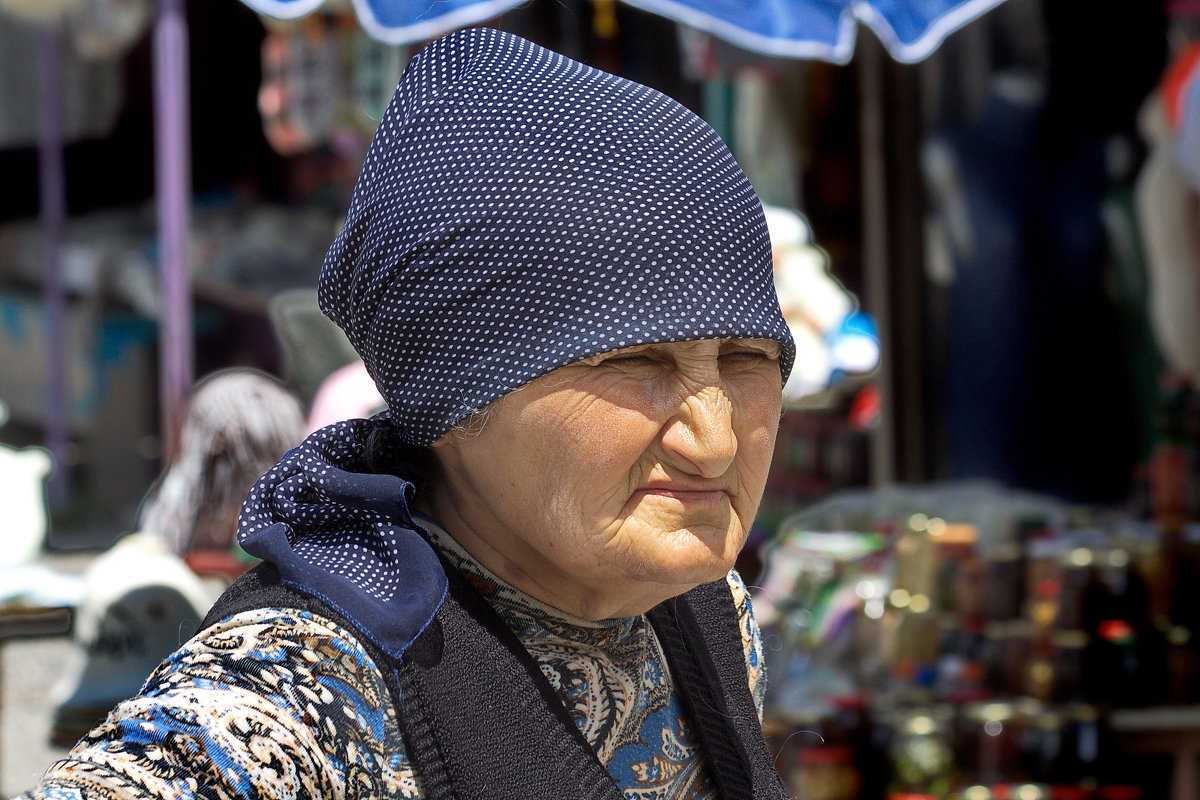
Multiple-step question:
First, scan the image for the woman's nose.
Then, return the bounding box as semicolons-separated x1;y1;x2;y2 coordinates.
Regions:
660;385;737;478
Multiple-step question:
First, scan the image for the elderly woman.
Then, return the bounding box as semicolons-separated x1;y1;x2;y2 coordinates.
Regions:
23;28;793;800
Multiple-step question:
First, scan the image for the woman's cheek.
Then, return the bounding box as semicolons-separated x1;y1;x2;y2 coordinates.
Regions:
572;402;657;467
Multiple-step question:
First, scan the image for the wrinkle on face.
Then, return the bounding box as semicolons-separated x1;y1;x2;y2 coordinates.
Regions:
663;384;737;479
427;337;783;620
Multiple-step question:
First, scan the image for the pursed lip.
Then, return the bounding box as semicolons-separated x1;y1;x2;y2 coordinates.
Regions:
633;483;731;503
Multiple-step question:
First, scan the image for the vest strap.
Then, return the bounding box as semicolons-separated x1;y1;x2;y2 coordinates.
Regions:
649;583;788;799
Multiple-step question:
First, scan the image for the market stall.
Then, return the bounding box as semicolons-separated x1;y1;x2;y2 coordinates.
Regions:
1;1;1198;797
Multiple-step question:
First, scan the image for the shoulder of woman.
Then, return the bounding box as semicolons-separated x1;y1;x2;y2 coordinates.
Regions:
23;608;424;800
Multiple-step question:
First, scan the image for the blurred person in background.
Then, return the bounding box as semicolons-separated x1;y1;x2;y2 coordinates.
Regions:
21;28;793;799
305;359;386;435
138;368;306;574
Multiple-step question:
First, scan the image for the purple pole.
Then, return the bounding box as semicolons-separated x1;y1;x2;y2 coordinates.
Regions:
153;0;193;460
37;24;68;508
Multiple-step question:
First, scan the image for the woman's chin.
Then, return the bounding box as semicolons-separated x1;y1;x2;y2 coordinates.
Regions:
624;525;743;587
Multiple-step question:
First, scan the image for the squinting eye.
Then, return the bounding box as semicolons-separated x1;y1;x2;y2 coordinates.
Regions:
721;350;775;363
604;353;659;366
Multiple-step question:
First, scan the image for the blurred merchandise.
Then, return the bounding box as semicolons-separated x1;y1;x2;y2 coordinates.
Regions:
757;482;1183;800
0;10;123;147
0;202;338;530
886;707;956;799
0;290;157;526
764;205;879;405
306;359;386;434
0;439;52;571
0;203;340;314
0;428;83;610
67;0;151;61
757;528;889;719
259;19;338;156
755;397;874;545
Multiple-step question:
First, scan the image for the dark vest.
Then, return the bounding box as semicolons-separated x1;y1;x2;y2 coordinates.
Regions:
202;560;786;800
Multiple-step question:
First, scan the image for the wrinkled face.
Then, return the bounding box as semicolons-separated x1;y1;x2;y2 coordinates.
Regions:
428;338;783;620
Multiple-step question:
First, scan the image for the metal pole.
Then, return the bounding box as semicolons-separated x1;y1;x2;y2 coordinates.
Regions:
858;34;896;487
37;24;68;509
153;0;193;460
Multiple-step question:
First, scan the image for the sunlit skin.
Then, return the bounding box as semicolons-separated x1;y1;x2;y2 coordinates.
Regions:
426;338;784;621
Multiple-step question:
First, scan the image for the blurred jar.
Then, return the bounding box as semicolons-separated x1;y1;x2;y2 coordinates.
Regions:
1162;523;1200;703
956;783;1049;800
886;708;956;800
1080;547;1162;708
893;516;943;667
792;745;861;800
1056;546;1095;632
776;712;863;800
980;620;1033;697
959;702;1026;787
1053;704;1105;795
757;528;889;718
1162;620;1199;704
1025;538;1070;631
1047;630;1088;703
984;543;1026;623
1022;708;1063;788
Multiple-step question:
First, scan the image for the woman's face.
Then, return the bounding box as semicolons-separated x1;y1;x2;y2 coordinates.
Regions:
428;338;783;620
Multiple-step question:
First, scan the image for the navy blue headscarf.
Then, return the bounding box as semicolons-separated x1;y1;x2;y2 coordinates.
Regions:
320;27;794;446
238;28;793;655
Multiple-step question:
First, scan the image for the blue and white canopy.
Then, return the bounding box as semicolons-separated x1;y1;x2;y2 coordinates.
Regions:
240;0;1008;63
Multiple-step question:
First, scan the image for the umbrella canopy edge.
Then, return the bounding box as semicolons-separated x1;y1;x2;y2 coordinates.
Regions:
853;0;1011;64
242;0;531;45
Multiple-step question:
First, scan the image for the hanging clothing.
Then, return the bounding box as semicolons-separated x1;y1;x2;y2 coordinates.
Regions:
1136;90;1200;382
0;13;122;149
929;75;1139;500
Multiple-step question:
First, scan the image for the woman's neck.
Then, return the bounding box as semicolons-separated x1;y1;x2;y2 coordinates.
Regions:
421;491;672;621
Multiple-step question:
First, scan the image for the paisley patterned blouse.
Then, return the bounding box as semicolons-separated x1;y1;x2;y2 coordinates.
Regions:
20;522;766;800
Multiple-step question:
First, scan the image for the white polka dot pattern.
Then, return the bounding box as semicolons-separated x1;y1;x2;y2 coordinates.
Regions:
318;27;795;446
237;416;448;619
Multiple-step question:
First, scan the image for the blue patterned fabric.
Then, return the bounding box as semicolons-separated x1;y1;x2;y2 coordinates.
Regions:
239;0;1006;62
20;608;420;798
319;27;794;446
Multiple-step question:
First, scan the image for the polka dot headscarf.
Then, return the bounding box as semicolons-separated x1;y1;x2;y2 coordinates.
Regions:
319;27;795;446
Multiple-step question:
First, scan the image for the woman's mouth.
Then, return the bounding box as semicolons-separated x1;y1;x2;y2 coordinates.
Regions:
633;487;728;504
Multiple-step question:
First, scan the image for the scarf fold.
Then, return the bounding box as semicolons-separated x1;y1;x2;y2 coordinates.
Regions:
236;415;447;657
